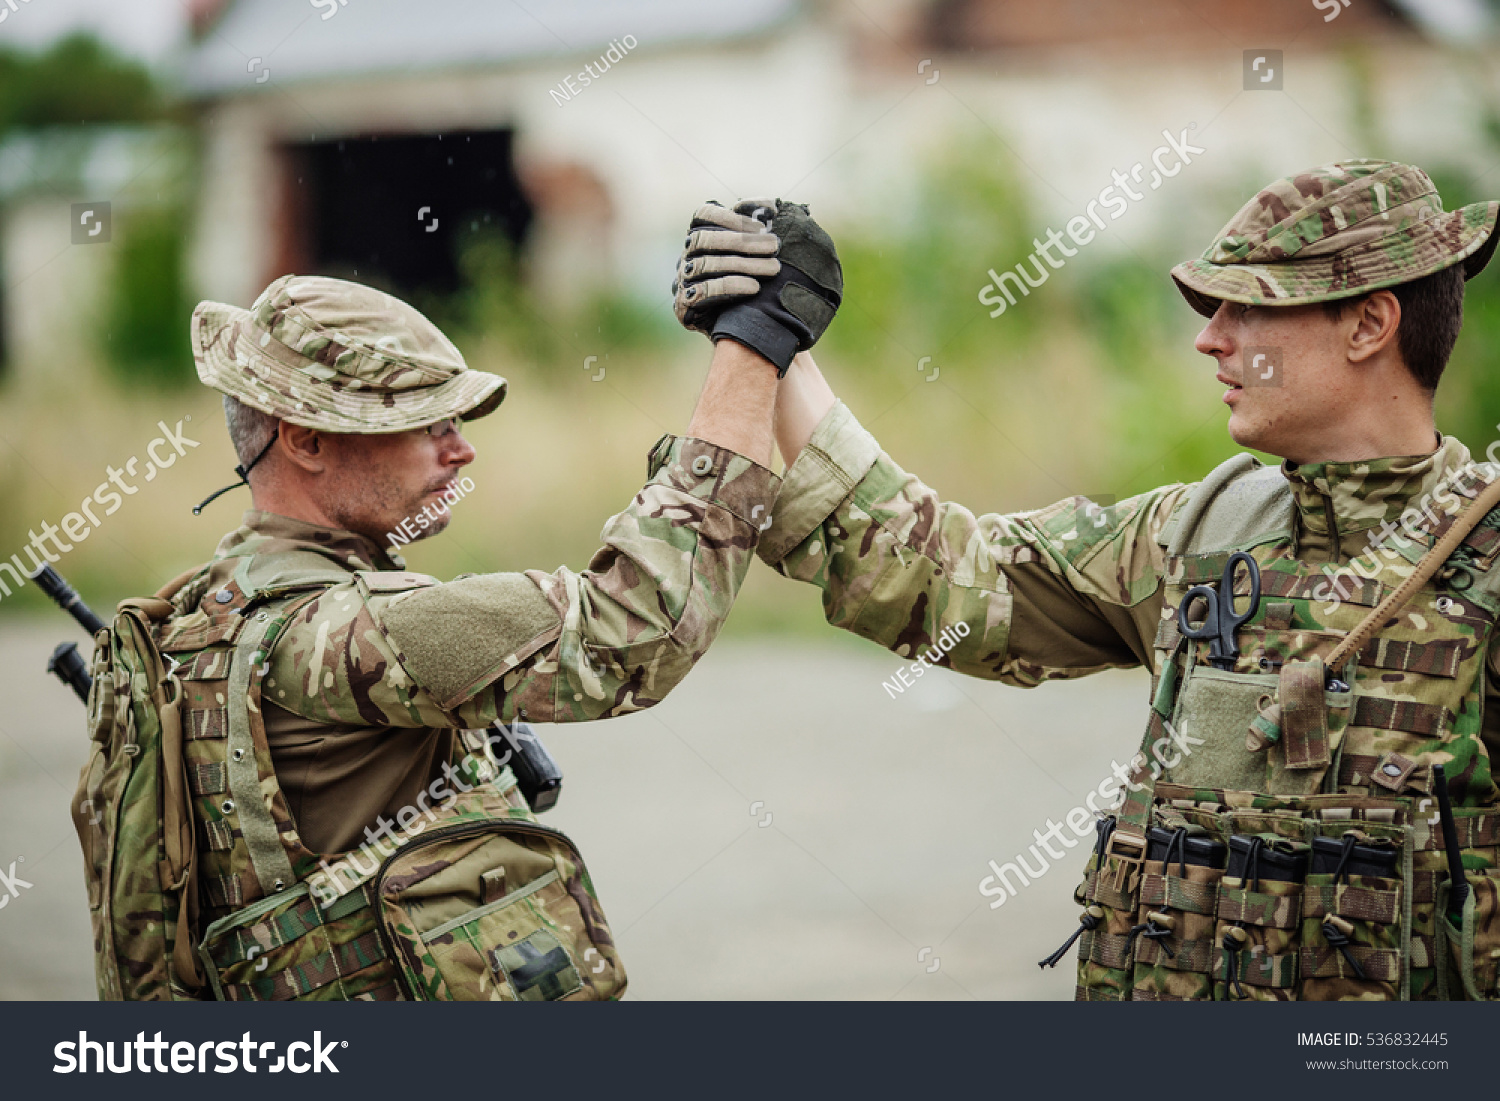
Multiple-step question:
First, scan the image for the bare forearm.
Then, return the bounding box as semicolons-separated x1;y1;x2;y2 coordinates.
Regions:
687;339;780;467
773;352;837;464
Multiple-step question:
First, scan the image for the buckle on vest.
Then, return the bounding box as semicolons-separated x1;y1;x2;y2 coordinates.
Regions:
1104;829;1147;890
1104;829;1147;861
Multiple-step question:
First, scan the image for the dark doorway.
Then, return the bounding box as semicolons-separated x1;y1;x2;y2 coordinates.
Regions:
277;129;534;300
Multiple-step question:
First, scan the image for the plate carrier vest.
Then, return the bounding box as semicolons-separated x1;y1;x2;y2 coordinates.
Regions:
1069;454;1500;1001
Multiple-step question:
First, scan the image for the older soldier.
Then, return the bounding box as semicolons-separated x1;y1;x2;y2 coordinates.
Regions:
116;272;793;1002
683;163;1500;1001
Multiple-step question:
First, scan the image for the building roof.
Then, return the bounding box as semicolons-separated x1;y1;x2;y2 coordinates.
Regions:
923;0;1416;53
178;0;800;96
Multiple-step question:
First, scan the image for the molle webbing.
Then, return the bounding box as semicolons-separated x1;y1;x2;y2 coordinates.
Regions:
1076;455;1500;1004
1463;524;1500;561
187;762;228;795
224;609;297;897
1258;570;1383;607
1352;698;1450;737
1155;601;1466;673
1358;638;1464;678
196;881;399;1003
1322;475;1500;673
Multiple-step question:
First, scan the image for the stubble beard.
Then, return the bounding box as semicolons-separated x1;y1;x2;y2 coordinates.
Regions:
324;465;451;546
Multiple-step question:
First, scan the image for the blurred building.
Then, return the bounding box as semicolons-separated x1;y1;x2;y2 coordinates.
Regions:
174;0;1500;311
178;0;819;310
3;0;1498;370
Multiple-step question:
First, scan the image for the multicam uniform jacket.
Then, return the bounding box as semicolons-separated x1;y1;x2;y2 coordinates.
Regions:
761;401;1500;1001
257;434;777;733
97;432;775;1001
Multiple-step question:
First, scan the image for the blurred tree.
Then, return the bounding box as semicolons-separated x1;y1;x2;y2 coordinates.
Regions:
101;206;195;386
823;126;1041;374
0;33;163;133
436;229;567;367
435;227;677;387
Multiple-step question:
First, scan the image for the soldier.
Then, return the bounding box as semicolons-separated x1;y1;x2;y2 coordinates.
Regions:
679;164;1500;1001
81;272;794;1001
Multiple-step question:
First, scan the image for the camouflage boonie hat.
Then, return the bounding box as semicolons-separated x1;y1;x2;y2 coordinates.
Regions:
192;274;506;433
1171;160;1500;317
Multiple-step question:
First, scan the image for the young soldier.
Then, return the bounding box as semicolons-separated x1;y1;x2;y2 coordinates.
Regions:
682;163;1500;1001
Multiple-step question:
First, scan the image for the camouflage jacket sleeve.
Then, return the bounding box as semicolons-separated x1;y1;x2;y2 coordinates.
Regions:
266;435;777;726
758;402;1193;685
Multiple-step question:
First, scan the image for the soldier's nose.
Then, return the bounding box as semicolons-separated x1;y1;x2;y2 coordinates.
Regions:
1195;316;1232;359
449;435;477;465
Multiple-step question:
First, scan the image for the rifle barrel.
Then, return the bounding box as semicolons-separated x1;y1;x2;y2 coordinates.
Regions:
30;564;105;635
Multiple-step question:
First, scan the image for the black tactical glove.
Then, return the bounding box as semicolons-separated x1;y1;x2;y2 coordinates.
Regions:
712;199;842;375
672;200;781;334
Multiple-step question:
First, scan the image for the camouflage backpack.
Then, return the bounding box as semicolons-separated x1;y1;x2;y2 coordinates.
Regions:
71;587;202;999
72;569;627;1002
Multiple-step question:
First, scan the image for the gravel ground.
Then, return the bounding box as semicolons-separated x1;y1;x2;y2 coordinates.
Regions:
0;618;1150;1000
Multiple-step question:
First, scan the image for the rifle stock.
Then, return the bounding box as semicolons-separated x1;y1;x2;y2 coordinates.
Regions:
33;565;104;702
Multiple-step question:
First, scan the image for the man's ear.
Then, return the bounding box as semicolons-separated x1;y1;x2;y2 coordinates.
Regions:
1347;289;1401;365
276;423;327;474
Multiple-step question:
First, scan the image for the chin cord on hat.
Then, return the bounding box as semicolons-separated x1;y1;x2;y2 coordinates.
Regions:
191;427;279;515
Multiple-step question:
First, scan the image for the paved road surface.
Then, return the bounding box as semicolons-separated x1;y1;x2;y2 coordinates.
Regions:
0;619;1150;1000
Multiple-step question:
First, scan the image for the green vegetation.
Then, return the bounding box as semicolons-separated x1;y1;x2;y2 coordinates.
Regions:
814;127;1243;508
101;205;197;387
1426;168;1500;454
0;33;162;132
425;228;678;393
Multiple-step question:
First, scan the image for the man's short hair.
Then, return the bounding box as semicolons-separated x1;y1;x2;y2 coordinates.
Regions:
1321;264;1465;391
222;395;279;470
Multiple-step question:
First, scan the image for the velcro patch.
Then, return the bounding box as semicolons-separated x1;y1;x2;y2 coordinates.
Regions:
370;572;563;709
